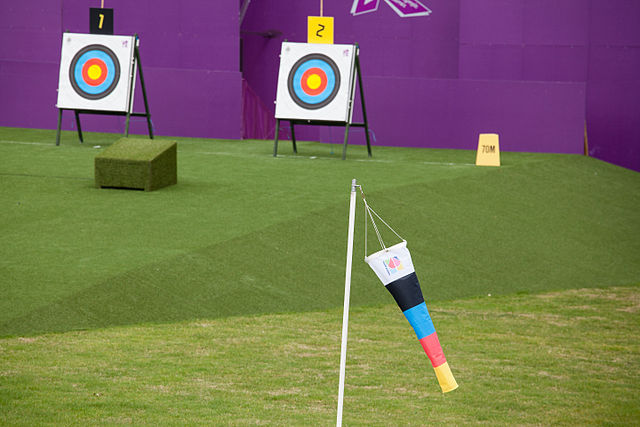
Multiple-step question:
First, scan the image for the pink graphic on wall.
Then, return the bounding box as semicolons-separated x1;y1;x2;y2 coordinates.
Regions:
351;0;380;15
351;0;431;17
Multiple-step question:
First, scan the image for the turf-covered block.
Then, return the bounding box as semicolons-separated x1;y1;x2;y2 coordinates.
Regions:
95;138;177;191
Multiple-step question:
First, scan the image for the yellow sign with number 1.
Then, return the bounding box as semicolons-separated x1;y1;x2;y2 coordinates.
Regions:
308;16;334;44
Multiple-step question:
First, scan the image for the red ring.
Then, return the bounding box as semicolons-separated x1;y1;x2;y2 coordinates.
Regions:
300;67;327;96
81;58;108;86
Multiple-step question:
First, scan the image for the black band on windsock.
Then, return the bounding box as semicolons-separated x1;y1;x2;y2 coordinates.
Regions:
385;271;424;312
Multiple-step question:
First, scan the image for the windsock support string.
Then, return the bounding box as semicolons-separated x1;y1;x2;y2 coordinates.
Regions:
357;186;404;257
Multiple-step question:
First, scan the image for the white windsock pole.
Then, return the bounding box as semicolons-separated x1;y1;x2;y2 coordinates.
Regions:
337;179;357;427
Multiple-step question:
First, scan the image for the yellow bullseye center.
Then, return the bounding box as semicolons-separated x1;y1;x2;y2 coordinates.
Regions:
87;64;102;80
306;74;322;90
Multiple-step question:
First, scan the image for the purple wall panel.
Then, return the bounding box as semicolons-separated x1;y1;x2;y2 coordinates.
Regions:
0;29;61;63
459;0;524;45
1;3;61;32
138;33;238;71
522;0;589;46
590;0;640;45
0;3;61;63
343;13;460;79
239;36;280;122
0;61;60;130
458;45;524;80
588;45;640;82
587;80;640;171
586;0;640;171
367;39;414;77
523;45;588;82
458;0;525;81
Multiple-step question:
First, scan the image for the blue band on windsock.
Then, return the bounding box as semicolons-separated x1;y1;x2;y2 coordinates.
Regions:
403;302;436;340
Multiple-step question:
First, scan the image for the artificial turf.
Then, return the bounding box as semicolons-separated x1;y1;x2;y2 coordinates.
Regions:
1;126;639;336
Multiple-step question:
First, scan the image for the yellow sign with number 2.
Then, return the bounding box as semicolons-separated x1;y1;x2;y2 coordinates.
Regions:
308;16;334;44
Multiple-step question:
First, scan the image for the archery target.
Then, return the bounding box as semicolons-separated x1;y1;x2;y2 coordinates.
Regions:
276;43;357;122
57;33;136;112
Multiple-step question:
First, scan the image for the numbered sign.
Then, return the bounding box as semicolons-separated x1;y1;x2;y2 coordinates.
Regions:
476;133;501;166
275;42;356;122
56;33;136;112
307;16;334;44
90;8;114;35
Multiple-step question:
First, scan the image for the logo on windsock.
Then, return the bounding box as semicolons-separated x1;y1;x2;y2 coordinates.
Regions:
383;256;404;275
365;241;458;393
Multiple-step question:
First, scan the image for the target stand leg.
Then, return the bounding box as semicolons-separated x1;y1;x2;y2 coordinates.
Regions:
290;120;297;154
273;119;280;157
355;52;372;158
364;126;372;158
342;123;351;160
135;44;153;139
145;114;154;139
55;109;63;146
74;110;84;143
125;112;131;137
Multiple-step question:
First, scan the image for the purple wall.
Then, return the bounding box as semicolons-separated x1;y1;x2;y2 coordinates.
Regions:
0;1;638;171
586;0;640;172
0;1;242;139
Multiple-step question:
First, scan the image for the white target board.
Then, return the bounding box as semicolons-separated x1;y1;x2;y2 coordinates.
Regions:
275;42;357;122
56;33;136;112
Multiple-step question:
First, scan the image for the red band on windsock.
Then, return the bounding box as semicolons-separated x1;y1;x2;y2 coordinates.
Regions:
419;333;447;368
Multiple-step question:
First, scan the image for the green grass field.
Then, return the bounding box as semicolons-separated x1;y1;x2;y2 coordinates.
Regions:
1;286;638;425
1;127;639;425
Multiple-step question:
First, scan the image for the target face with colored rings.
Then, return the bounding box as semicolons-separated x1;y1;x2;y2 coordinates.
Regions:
69;44;120;100
287;54;340;110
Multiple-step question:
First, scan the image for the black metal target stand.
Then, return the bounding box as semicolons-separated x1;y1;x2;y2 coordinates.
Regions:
55;34;153;146
273;44;372;160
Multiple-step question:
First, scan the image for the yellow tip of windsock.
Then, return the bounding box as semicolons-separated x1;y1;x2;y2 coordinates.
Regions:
433;362;458;393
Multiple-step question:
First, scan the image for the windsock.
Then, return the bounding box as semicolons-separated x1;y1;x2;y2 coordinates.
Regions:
365;241;458;393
